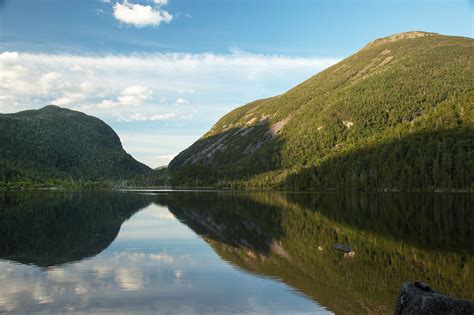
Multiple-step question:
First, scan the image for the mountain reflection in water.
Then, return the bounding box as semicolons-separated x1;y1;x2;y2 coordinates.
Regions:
158;191;474;314
0;191;472;314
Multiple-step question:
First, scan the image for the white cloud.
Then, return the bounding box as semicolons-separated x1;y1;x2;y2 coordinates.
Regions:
52;95;78;106
95;86;152;109
0;50;339;114
0;50;340;167
175;97;188;105
0;51;18;67
113;1;172;27
118;85;152;106
153;0;168;5
97;99;117;109
115;112;176;122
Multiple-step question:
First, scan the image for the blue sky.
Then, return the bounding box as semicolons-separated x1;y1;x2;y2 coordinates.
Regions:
1;0;472;167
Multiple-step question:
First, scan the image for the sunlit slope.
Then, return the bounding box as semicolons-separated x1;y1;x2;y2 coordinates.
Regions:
0;105;152;181
169;32;473;190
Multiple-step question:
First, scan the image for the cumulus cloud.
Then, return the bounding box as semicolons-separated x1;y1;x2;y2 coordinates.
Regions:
118;85;152;106
153;0;168;5
113;1;172;27
0;51;19;67
96;86;153;109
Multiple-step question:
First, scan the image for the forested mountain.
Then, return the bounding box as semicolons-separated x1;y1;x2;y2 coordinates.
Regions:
169;32;473;191
0;105;152;184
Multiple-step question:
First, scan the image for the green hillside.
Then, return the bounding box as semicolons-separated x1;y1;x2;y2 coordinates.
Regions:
0;105;152;185
169;32;474;191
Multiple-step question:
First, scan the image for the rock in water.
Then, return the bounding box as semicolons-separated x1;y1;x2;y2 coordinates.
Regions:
333;244;352;253
395;282;474;314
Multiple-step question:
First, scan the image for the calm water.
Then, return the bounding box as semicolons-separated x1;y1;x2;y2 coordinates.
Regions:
0;191;472;314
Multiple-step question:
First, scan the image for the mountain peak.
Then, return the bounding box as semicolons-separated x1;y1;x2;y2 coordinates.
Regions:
0;106;152;180
41;105;62;110
363;31;438;49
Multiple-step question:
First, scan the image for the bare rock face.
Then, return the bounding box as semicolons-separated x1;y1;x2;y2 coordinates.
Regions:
364;31;437;49
395;282;474;315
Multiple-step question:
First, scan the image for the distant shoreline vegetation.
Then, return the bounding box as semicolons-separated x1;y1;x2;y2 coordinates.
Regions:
0;168;171;190
0;177;166;190
0;175;471;193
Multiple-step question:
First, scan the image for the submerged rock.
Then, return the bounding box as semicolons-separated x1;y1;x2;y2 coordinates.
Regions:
333;244;353;253
395;281;474;315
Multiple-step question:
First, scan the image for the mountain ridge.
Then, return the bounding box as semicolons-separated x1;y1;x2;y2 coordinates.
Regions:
169;31;473;190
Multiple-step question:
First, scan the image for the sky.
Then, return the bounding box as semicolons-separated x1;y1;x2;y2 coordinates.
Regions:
0;0;472;168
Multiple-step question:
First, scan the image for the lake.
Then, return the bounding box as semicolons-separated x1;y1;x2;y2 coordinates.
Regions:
0;190;472;314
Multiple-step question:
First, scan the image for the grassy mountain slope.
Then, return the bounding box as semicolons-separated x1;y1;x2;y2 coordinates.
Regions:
169;32;473;190
0;105;152;182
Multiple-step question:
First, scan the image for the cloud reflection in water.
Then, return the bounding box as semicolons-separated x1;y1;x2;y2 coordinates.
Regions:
0;202;324;314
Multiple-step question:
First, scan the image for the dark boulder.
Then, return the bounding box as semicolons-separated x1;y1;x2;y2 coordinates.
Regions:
333;244;352;253
395;281;474;315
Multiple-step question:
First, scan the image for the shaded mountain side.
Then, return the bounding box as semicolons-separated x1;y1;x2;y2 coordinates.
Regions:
169;32;474;190
0;105;152;182
248;127;474;190
284;192;474;252
170;120;285;187
157;191;474;314
0;191;153;267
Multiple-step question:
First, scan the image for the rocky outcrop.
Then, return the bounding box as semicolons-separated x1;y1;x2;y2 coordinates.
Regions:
395;282;474;315
363;31;437;49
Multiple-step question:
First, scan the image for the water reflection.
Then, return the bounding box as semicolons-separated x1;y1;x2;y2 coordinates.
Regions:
157;192;474;314
0;191;151;266
0;191;325;314
0;191;472;314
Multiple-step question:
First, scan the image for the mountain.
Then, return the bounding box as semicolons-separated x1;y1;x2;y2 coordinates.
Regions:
169;32;473;190
0;105;152;183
